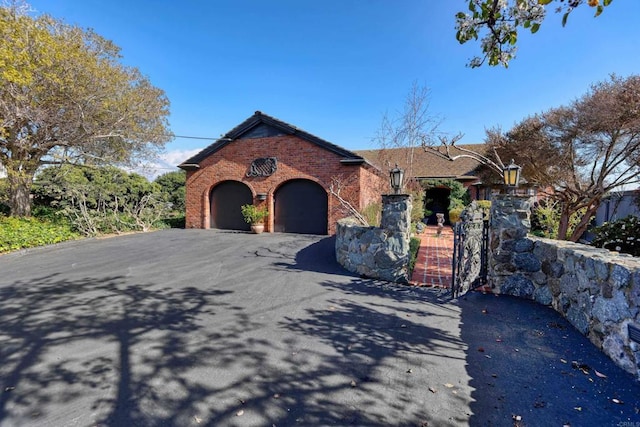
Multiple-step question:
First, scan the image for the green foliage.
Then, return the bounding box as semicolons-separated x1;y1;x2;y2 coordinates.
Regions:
531;200;585;239
1;4;170;216
422;179;470;212
154;170;186;212
449;208;463;224
32;165;170;236
449;184;471;209
476;200;491;211
531;201;559;238
156;215;185;229
591;216;640;257
408;185;425;225
0;177;8;215
241;204;269;225
476;200;491;219
456;0;611;68
0;216;79;253
360;202;381;227
408;236;421;276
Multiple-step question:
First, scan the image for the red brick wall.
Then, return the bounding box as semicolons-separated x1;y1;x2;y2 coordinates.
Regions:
184;135;385;234
359;165;388;209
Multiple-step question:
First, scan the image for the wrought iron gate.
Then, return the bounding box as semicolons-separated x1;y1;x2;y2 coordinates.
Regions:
451;205;489;297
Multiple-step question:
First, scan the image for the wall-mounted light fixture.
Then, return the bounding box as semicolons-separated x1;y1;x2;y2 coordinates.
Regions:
257;193;267;201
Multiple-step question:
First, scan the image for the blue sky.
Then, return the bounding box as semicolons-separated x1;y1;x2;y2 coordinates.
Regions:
27;1;640;174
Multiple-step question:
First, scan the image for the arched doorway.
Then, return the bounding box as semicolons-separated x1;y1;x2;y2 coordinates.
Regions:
425;187;451;225
210;181;253;231
274;179;328;234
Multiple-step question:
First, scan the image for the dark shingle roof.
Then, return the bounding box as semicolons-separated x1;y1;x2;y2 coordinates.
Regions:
179;111;366;169
355;144;489;181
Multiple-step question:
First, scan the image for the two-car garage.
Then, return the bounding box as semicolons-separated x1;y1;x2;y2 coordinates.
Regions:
209;179;328;235
179;111;383;235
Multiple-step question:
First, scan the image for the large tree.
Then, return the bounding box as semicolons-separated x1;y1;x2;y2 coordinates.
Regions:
487;74;640;241
0;3;171;217
456;0;613;68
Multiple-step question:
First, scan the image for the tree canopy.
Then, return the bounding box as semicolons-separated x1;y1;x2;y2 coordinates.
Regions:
0;3;171;217
154;170;186;212
456;0;613;68
486;74;640;241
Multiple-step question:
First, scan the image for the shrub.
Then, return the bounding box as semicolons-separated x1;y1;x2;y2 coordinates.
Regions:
0;217;79;253
449;208;463;224
476;200;491;217
154;171;186;212
531;200;586;240
360;202;381;227
590;215;640;257
408;184;425;224
408;236;421;275
32;165;170;235
158;215;185;229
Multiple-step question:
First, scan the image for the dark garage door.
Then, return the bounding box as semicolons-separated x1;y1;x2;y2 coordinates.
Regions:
210;181;253;231
274;179;328;234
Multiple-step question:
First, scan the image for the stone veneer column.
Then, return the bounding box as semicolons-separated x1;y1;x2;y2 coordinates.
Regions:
380;194;412;282
488;194;533;293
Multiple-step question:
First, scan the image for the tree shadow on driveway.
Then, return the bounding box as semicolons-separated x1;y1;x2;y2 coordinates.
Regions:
8;231;635;426
0;232;475;426
460;292;640;426
0;273;238;426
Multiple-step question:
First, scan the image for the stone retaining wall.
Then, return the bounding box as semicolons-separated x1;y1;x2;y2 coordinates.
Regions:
335;195;411;283
489;195;640;379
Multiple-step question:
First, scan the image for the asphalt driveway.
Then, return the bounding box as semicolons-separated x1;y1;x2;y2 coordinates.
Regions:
1;230;639;426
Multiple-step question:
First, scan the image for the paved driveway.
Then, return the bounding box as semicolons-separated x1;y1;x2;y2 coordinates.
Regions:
1;230;639;426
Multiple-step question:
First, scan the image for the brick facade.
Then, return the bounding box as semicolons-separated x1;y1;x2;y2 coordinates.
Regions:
180;112;386;234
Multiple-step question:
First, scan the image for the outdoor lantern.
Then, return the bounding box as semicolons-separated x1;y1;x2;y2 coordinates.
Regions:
389;164;404;194
503;159;522;190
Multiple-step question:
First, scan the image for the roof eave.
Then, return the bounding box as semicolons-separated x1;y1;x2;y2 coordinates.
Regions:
178;163;200;171
340;158;366;165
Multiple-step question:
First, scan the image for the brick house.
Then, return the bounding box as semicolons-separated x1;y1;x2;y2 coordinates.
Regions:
356;146;540;224
179;111;386;234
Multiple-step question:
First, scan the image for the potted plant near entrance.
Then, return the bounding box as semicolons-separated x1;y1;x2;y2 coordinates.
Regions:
241;204;269;234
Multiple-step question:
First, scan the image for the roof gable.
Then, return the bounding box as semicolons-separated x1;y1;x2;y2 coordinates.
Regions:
179;111;366;169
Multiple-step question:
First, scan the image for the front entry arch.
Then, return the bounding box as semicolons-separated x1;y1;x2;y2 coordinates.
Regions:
425;187;451;225
274;179;328;235
210;181;253;231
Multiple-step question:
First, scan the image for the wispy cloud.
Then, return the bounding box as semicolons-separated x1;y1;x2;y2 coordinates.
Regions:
130;148;204;180
160;149;203;166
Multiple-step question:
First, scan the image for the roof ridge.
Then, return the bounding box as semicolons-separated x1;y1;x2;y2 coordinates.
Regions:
179;111;369;169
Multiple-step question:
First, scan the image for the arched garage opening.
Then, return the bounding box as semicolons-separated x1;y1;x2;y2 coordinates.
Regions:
210;181;253;231
274;179;328;235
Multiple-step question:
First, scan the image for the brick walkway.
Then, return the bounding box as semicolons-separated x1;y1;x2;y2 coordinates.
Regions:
410;225;454;288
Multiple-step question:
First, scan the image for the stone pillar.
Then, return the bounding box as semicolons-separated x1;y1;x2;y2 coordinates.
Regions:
488;194;533;294
380;194;412;283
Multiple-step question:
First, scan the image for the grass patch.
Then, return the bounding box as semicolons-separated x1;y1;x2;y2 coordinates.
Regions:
408;236;421;276
0;216;80;253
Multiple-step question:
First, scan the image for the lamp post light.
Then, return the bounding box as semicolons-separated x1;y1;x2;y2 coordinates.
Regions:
389;164;404;194
503;159;522;194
